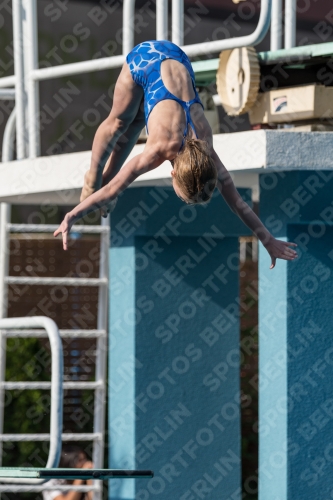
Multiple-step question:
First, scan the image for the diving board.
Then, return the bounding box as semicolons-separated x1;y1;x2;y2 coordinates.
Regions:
0;468;154;480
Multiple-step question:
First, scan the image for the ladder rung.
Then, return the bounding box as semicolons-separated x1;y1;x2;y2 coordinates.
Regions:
7;223;109;234
2;381;103;390
0;433;103;442
2;329;107;338
5;277;107;286
0;486;99;493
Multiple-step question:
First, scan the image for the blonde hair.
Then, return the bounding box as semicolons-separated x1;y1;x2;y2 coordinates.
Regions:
172;139;217;204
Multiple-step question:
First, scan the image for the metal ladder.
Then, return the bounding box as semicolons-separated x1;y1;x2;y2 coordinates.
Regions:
0;204;109;499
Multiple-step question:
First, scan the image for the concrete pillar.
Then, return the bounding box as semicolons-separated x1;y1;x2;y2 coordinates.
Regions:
259;170;333;500
108;185;252;500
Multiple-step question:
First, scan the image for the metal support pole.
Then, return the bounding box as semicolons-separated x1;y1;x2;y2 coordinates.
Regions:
2;109;16;163
92;216;109;500
123;0;136;55
172;0;184;46
285;0;296;49
0;81;15;473
0;317;63;483
0;204;11;467
2;108;16;163
12;0;27;160
270;0;282;51
0;76;16;89
156;0;168;40
23;0;40;158
0;90;15;100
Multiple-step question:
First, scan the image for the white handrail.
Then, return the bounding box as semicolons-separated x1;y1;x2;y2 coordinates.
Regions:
0;90;15;100
24;0;40;159
0;202;10;470
12;0;26;160
1;433;102;441
2;109;16;163
271;0;283;51
0;76;16;89
1;0;273;163
93;216;109;470
31;54;126;81
0;205;10;319
24;0;272;80
123;0;136;55
0;316;63;484
285;0;296;48
157;0;168;40
8;223;109;233
182;0;272;56
172;0;184;46
0;485;98;493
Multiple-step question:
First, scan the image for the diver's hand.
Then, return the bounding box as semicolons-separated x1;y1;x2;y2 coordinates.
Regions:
53;213;74;251
264;236;298;269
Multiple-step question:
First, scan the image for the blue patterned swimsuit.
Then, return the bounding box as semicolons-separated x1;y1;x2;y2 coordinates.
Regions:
126;40;203;144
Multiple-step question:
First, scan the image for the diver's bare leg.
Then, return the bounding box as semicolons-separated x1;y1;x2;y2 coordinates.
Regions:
81;63;143;201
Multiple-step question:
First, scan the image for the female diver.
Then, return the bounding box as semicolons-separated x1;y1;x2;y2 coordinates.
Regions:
54;40;297;269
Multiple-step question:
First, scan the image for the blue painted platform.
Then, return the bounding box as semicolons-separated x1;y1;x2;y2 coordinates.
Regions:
108;186;252;500
259;170;333;500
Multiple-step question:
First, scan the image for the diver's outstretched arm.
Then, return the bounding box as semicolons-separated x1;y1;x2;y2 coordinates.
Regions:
211;149;298;269
54;148;163;250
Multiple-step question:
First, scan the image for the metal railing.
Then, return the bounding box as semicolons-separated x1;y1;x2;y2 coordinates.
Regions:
0;0;281;164
0;316;63;484
0;220;109;499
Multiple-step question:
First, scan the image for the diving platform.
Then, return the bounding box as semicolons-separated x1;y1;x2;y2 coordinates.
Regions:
2;130;333;205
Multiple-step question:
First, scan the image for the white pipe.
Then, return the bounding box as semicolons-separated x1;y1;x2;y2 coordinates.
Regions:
0;76;16;89
8;223;108;233
28;0;271;83
2;108;16;162
24;0;40;158
156;0;168;40
0;205;10;321
5;276;107;286
0;103;14;467
285;0;296;48
31;54;125;81
93;217;109;500
0;483;96;498
270;0;282;51
0;486;97;493
12;0;26;160
123;0;136;55
0;90;15;100
182;0;272;57
0;432;101;441
0;316;63;484
0;106;15;272
0;205;10;468
172;0;184;46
